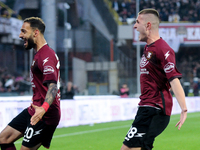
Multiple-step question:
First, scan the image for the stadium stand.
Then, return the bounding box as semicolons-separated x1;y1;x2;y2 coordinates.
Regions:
0;0;200;96
0;1;21;19
111;0;200;24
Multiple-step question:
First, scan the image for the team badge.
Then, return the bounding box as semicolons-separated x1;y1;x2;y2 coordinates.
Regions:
32;60;35;66
146;51;153;60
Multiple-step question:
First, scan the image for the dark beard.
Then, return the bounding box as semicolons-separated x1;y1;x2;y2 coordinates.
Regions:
25;38;36;50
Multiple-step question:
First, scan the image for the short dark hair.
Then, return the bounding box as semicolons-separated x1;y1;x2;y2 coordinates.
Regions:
24;17;45;34
139;8;160;19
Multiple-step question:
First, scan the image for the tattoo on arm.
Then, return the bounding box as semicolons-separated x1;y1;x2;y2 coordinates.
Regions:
45;83;58;105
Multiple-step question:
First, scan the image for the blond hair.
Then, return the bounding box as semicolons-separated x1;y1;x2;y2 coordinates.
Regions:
139;8;160;28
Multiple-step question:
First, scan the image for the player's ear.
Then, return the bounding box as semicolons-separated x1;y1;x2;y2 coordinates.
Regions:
33;29;40;37
146;22;151;30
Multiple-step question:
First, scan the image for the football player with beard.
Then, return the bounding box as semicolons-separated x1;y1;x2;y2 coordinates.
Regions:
0;17;61;150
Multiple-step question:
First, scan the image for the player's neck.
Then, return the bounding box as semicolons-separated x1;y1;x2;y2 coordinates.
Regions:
36;38;47;52
147;37;160;45
146;30;160;45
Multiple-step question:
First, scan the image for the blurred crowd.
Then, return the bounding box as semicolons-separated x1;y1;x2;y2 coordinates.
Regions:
0;67;81;98
0;67;31;95
112;0;200;24
0;3;19;19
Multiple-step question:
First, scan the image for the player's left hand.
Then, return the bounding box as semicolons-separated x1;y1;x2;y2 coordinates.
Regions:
30;103;46;125
175;110;187;130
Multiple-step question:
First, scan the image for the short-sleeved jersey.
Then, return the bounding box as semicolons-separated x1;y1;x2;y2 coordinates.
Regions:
139;38;182;116
28;44;61;125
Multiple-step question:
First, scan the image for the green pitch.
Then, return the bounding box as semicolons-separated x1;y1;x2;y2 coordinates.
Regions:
14;112;200;150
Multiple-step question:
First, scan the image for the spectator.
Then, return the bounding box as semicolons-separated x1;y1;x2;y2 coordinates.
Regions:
193;77;199;96
121;14;127;23
121;0;130;12
172;13;180;22
188;10;198;22
119;83;129;98
168;12;180;23
0;81;5;92
16;76;31;95
1;8;9;18
63;81;75;99
183;82;190;97
4;74;14;92
120;7;128;17
112;0;120;13
11;11;18;18
73;84;80;95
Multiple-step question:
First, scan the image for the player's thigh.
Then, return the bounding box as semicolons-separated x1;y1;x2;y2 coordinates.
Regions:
0;108;30;144
121;144;141;150
22;121;57;149
123;107;157;148
151;113;169;133
0;125;23;144
20;143;42;150
143;112;170;147
147;112;170;137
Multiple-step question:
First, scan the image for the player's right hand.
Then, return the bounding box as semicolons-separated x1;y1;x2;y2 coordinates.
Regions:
30;103;46;125
175;109;187;130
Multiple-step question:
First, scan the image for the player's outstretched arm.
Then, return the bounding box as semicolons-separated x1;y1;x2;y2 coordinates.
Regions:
31;83;58;125
170;78;187;130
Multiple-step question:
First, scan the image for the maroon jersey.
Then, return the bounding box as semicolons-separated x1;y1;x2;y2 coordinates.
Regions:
139;38;182;116
28;44;61;125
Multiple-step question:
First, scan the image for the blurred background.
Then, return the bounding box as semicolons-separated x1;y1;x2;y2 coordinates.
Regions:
0;0;200;97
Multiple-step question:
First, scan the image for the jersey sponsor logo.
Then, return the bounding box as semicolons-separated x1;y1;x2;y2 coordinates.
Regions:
33;129;43;136
135;133;146;137
43;57;49;65
43;66;54;74
164;62;175;73
164;51;170;60
140;55;149;67
140;68;149;74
